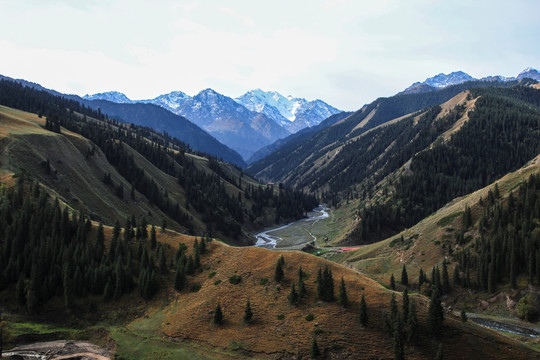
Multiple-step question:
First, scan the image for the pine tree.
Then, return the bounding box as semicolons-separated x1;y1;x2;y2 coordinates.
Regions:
274;258;284;283
213;303;224;325
288;283;299;305
393;318;404;360
150;225;157;250
452;264;461;287
407;299;418;345
442;261;450;295
316;268;324;300
428;287;444;337
338;276;348;307
389;293;399;325
390;273;396;290
322;266;334;301
418;268;425;289
402;288;409;321
460;309;468;322
174;263;186;291
16;275;26;306
243;299;253;323
103;277;113;302
298;272;307;300
358;293;368;326
63;265;73;308
401;264;408;286
310;337;321;358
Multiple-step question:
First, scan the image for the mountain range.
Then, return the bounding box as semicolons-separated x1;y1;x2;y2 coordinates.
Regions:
1;69;540;359
83;88;342;159
400;67;540;94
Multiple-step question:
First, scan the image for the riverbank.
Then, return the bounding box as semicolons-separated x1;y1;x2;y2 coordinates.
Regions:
255;205;329;249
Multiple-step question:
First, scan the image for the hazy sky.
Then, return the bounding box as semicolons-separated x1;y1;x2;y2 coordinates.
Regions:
0;0;538;110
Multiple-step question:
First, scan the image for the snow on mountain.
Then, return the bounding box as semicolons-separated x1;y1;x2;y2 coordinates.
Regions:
83;91;134;103
423;71;475;88
400;67;539;95
165;88;290;159
235;89;341;133
140;91;190;111
516;67;540;81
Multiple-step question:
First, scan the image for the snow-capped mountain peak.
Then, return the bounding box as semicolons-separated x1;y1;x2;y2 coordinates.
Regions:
517;67;540;81
422;71;475;88
83;91;133;103
235;89;341;133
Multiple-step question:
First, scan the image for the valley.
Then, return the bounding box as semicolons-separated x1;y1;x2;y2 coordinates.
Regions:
1;71;540;359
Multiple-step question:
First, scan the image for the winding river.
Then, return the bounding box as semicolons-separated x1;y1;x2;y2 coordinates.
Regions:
255;205;329;249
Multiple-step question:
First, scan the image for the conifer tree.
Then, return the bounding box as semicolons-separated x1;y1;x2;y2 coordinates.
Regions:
274;258;284;283
402;288;409;321
174;262;186;291
393;318;404;360
338;276;348;308
418;268;425;289
428;286;444;337
63;265;73;308
442;261;450;295
322;266;334;301
452;264;461;287
298;270;307;300
389;293;399;325
213;303;224;325
460;309;468;322
288;283;299;306
103;277;113;302
358;293;368;326
16;275;25;306
407;299;418;345
243;299;253;323
316;268;324;300
401;264;408;286
310;337;321;358
390;273;396;290
150;225;157;250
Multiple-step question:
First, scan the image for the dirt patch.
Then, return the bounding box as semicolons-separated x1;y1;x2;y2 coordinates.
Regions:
3;340;112;360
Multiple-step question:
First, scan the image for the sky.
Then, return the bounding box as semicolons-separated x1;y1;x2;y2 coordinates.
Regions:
0;0;538;111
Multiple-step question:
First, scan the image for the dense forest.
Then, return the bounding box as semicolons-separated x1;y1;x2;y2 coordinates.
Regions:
352;86;540;244
247;80;524;184
452;174;540;295
0;80;318;240
0;177;215;311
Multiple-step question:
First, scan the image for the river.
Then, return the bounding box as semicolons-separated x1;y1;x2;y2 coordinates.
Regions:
255;205;330;249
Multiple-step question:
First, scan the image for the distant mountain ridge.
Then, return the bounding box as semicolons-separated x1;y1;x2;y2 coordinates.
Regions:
234;89;341;133
84;88;341;159
400;67;540;95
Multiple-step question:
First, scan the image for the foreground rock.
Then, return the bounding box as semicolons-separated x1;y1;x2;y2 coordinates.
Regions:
3;340;112;360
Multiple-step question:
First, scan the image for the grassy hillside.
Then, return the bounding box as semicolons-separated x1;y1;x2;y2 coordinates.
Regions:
0;79;318;244
0;105;178;229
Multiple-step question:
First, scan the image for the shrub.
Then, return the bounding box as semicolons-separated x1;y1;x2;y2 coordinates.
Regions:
214;280;222;285
229;275;242;285
276;314;285;320
305;313;315;321
517;294;540;322
260;277;269;285
190;283;201;292
208;271;216;278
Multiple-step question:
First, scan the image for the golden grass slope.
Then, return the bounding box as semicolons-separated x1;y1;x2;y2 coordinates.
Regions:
138;235;538;359
0;106;181;228
332;154;540;285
